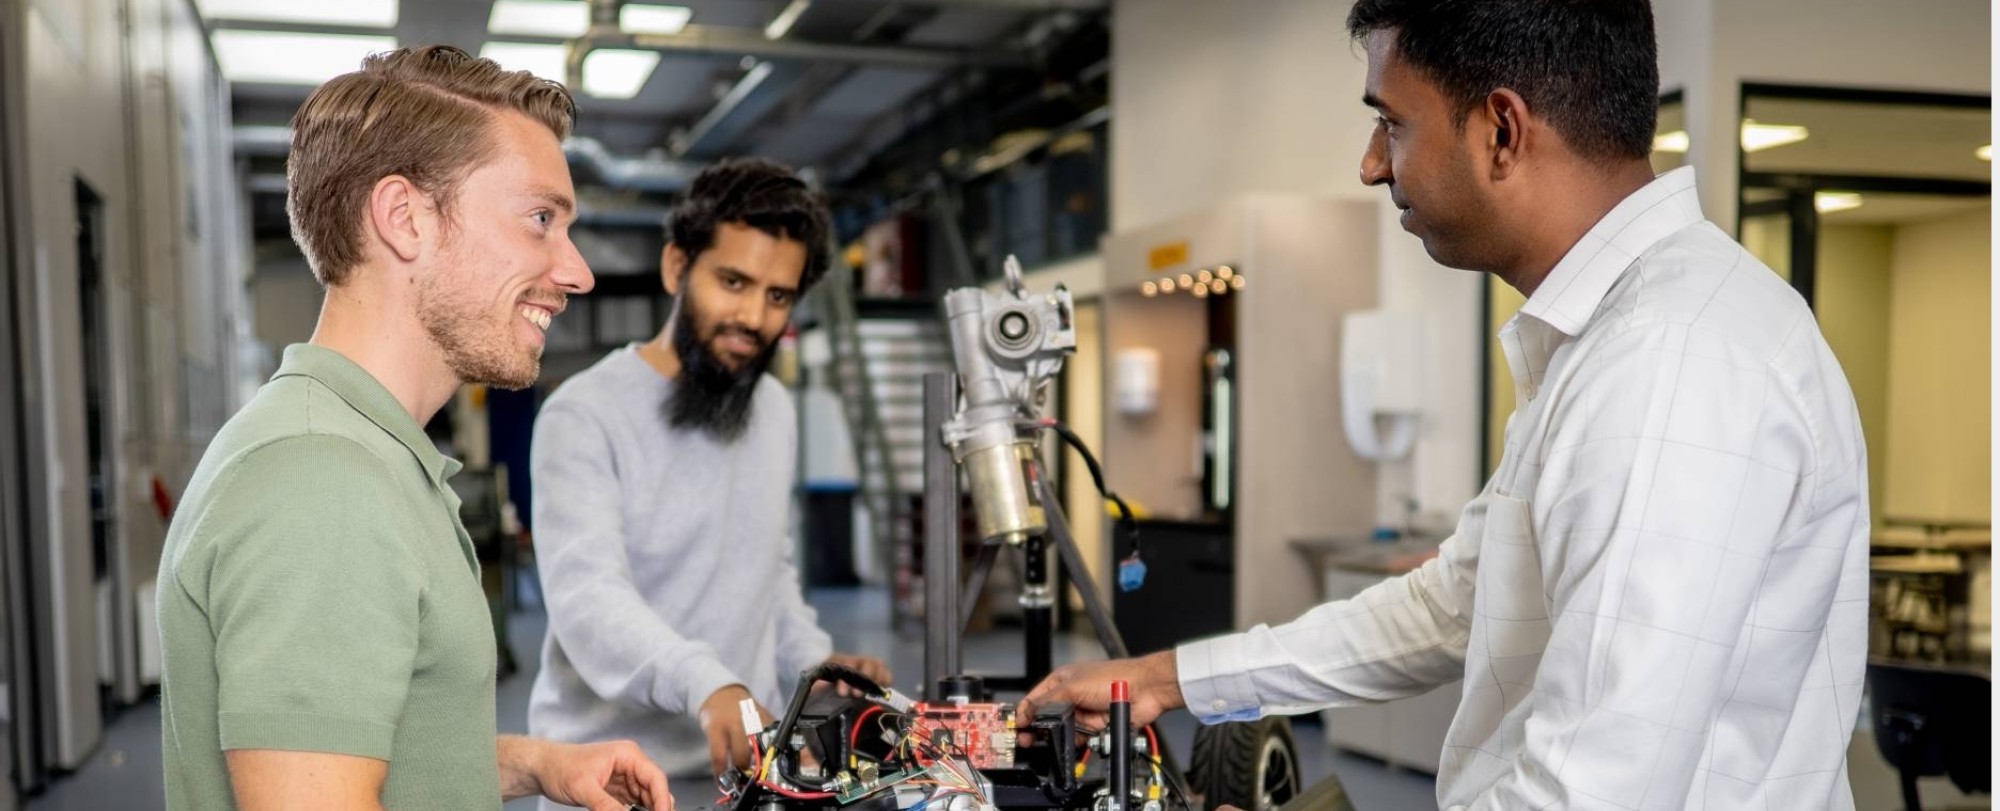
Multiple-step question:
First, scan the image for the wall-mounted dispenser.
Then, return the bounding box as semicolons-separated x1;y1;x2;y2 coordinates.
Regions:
1340;310;1425;461
1113;347;1161;417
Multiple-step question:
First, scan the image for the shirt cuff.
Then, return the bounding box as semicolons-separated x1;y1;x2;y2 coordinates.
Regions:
1175;634;1263;724
218;710;398;760
674;656;746;717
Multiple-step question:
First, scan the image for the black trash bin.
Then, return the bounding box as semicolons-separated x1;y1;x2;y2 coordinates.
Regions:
801;484;860;586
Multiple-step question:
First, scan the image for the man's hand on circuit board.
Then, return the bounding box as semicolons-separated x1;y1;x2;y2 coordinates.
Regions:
1017;651;1185;734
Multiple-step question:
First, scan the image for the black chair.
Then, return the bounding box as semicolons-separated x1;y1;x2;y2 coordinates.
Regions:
1866;661;1991;810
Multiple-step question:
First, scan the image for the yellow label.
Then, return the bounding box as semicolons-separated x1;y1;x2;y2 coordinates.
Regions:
1147;241;1189;271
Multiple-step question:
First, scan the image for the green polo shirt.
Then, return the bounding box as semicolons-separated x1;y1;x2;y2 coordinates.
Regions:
158;344;499;810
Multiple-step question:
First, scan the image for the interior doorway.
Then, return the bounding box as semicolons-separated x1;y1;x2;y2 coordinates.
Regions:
72;178;116;724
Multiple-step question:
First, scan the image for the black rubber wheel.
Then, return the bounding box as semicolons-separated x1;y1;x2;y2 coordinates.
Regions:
1187;717;1302;811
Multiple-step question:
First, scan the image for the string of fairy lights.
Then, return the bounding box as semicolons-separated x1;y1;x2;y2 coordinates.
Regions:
1140;265;1245;298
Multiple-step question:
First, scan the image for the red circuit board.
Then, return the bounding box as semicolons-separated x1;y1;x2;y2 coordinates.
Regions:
907;702;1015;769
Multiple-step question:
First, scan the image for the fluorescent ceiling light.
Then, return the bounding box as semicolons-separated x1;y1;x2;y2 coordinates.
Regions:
1652;130;1689;153
480;42;567;85
765;0;811;39
489;0;589;38
212;30;398;85
621;4;692;35
583;49;660;99
195;0;397;27
1741;120;1809;152
1814;191;1863;213
1978;144;1992;161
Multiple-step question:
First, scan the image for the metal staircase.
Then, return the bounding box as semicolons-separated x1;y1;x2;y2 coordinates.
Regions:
815;264;953;619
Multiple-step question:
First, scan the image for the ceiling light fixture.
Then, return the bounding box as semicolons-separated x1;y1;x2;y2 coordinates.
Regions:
621;4;692;35
195;0;398;28
583;48;660;99
489;0;589;38
765;0;811;39
1978;144;1992;161
1741;120;1810;152
1814;191;1863;213
480;42;568;85
211;30;398;85
1652;130;1690;153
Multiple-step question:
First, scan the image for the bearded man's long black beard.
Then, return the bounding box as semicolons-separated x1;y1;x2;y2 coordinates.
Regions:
665;304;777;442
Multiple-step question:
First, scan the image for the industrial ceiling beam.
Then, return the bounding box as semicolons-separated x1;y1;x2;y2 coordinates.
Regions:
673;61;811;159
232;126;703;192
818;0;1104;9
612;26;1028;69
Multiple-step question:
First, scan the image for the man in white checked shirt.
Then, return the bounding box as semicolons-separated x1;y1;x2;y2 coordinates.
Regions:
1019;1;1870;809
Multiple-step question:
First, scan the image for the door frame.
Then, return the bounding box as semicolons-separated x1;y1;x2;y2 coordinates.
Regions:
1734;82;1992;307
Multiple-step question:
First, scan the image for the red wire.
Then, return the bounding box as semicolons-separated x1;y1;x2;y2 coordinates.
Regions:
851;705;886;754
759;782;836;800
1143;725;1161;761
746;731;836;800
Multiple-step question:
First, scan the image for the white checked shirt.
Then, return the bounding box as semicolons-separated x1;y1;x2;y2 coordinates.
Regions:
1177;168;1871;810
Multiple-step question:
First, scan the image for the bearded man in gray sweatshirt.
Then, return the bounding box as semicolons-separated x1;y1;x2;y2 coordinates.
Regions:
526;158;891;798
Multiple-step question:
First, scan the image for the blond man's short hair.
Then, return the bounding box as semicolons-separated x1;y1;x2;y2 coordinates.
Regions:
286;45;576;285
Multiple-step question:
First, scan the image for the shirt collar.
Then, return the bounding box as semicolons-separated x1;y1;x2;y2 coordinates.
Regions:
1517;166;1704;337
271;344;461;487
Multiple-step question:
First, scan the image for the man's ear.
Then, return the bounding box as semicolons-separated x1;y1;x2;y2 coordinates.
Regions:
368;175;427;263
661;244;689;296
1483;88;1530;181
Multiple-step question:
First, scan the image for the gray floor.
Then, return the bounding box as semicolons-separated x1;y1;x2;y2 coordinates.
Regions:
23;585;1982;810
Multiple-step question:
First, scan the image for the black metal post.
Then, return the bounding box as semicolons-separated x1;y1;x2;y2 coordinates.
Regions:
1036;472;1128;659
1038;471;1201;810
922;373;961;701
1108;682;1133;811
1787;188;1820;307
1022;536;1052;687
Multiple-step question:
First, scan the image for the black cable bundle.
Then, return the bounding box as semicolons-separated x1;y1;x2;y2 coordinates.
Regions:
1042;419;1141;561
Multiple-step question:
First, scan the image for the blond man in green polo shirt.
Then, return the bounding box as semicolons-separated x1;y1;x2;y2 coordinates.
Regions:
156;46;671;811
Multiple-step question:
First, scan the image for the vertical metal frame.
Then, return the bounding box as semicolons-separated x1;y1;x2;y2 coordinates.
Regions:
0;0;40;795
1733;82;1993;307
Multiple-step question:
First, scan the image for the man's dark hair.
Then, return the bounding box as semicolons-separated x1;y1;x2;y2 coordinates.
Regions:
667;157;832;291
1348;0;1659;162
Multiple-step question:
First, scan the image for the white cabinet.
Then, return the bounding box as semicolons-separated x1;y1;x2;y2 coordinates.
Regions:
1307;543;1459;774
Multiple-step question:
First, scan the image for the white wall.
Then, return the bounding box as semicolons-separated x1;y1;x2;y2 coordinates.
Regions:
6;0;242;769
1111;1;1371;233
1884;204;1991;523
17;0;133;765
1815;226;1893;527
1111;0;1486;554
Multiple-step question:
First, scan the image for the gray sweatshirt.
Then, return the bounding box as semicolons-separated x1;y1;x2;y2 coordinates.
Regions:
526;345;833;785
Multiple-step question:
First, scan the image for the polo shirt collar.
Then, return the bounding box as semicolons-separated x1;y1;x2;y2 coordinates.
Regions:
1516;166;1705;337
272;344;461;486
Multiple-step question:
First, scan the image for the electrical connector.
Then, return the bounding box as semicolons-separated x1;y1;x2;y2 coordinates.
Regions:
738;697;764;743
